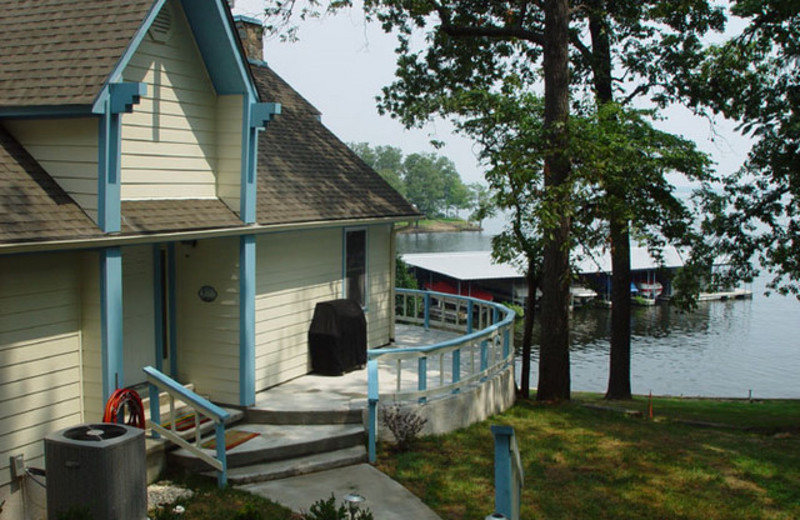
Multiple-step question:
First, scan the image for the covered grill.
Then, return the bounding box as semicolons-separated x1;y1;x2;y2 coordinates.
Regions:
308;299;367;375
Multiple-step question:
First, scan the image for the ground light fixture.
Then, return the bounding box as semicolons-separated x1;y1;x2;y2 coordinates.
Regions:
485;514;508;519
343;493;366;518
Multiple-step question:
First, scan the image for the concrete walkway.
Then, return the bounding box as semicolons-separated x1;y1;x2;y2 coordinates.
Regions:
240;464;442;519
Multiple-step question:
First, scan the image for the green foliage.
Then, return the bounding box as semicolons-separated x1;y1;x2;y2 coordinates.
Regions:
303;494;374;520
55;506;92;520
690;1;800;297
395;255;417;290
348;142;484;219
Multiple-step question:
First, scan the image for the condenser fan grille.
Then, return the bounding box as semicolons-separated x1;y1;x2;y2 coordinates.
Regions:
62;423;127;442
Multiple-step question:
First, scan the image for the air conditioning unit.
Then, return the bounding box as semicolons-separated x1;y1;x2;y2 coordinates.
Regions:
45;423;146;520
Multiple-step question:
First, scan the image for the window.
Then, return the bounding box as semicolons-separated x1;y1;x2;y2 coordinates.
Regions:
345;229;367;307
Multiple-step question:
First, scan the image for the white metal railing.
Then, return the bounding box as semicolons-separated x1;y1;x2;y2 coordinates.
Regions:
143;366;230;486
366;288;516;462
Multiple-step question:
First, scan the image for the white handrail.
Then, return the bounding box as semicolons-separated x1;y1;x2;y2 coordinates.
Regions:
143;366;230;487
366;289;516;462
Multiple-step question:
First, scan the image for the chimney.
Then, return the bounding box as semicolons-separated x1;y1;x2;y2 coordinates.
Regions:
235;16;265;62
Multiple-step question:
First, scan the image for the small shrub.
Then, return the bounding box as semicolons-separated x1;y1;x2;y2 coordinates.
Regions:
234;502;262;520
302;494;373;520
380;404;428;451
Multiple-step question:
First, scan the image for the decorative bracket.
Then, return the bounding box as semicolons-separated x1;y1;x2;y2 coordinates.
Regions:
109;82;147;114
249;102;281;129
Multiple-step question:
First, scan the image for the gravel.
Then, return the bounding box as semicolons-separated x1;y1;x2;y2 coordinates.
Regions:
147;481;194;509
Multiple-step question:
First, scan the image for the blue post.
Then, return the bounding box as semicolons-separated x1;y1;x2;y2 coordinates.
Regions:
493;307;499;326
424;293;431;330
452;349;461;393
491;425;523;520
467;300;474;333
215;422;227;487
148;383;160;440
503;328;510;359
367;360;379;463
418;357;428;403
100;247;123;402
480;340;489;378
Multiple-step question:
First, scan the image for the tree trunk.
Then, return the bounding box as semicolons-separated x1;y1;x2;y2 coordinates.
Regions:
590;9;634;400
519;258;537;398
606;219;632;399
537;0;572;402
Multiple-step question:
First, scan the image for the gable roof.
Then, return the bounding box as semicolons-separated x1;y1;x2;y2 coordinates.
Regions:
0;0;154;109
251;63;420;225
0;125;103;243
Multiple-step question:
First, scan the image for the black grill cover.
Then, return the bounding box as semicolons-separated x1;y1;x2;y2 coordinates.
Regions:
308;299;367;375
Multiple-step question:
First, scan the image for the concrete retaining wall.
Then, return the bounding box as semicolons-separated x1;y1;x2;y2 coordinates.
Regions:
377;364;516;440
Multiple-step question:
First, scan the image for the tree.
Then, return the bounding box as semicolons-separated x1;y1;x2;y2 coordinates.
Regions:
349;142;406;196
691;0;800;297
467;183;496;228
566;0;723;399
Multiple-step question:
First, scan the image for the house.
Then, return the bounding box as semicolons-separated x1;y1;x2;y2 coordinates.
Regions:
0;0;418;516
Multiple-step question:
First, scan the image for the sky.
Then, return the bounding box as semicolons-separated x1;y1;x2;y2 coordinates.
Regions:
231;0;753;189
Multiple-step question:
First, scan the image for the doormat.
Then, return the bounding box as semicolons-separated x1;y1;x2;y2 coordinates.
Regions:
163;413;211;432
201;430;260;451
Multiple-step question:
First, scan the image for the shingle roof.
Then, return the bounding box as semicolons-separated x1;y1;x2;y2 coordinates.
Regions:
0;125;103;243
121;199;244;235
0;0;153;108
252;63;420;225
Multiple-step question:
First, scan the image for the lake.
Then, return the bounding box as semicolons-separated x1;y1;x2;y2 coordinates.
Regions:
397;231;800;398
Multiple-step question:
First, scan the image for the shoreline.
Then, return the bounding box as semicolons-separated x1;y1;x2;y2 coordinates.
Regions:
396;219;483;234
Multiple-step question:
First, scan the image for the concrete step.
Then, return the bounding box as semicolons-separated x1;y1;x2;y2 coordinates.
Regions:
245;407;363;426
168;423;365;472
213;445;368;485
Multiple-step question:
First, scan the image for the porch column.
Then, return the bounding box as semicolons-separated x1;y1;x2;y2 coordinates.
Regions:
239;235;256;406
100;247;124;402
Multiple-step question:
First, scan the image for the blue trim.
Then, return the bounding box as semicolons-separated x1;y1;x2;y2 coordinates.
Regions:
247;57;270;68
153;245;164;373
100;247;124;402
418;357;428;403
367;359;379;463
0;105;93;118
180;0;259;98
97;82;144;233
240;102;256;223
239;235;256;406
250;102;281;128
109;82;147;114
168;243;178;378
233;14;262;25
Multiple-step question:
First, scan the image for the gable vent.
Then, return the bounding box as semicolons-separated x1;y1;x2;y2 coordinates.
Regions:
149;6;174;43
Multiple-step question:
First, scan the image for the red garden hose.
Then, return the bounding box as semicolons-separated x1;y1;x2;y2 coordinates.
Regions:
103;388;146;429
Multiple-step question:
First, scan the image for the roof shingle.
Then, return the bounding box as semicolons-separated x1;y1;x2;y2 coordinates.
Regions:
0;125;103;243
0;0;153;108
252;64;420;225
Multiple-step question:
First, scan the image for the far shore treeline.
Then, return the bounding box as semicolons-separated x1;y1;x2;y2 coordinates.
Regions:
349;142;494;226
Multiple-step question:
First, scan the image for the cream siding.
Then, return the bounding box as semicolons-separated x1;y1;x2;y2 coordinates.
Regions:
175;238;240;404
0;253;83;488
366;225;394;347
79;252;103;421
121;0;223;201
254;229;342;390
122;246;157;386
3;118;100;222
216;95;244;212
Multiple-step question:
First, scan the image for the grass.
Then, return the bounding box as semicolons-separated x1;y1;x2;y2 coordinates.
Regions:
376;396;800;520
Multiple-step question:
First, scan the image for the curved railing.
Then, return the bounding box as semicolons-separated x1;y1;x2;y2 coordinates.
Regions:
365;288;516;461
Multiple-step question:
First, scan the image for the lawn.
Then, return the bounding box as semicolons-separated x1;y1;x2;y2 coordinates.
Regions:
376;396;800;520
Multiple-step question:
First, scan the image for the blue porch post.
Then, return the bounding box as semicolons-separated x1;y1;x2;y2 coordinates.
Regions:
239;235;256;406
96;82;144;404
100;247;124;402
